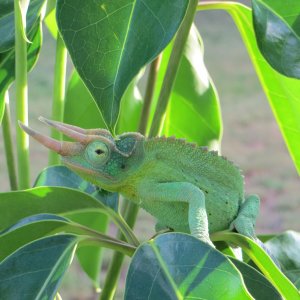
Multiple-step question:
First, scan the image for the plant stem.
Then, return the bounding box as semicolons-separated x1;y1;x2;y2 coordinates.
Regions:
149;0;198;137
100;1;198;297
1;91;18;190
99;202;139;300
138;55;162;134
49;33;67;165
99;55;162;300
14;0;30;189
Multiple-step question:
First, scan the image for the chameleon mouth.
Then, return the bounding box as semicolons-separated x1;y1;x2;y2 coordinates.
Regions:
63;158;115;181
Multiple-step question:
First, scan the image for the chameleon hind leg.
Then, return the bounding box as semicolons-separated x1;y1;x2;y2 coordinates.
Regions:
229;195;281;267
230;194;260;238
139;182;214;247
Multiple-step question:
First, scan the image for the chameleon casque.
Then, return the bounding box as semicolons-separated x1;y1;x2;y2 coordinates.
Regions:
20;117;260;247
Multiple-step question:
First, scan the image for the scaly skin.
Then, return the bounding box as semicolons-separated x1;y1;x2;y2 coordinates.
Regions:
19;118;260;246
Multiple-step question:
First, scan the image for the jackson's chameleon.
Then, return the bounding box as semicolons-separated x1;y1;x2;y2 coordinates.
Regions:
20;117;260;247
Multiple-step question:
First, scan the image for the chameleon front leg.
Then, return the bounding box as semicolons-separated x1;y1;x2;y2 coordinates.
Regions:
139;182;214;247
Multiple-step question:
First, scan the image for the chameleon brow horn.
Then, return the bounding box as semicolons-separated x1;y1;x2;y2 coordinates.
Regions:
19;117;133;158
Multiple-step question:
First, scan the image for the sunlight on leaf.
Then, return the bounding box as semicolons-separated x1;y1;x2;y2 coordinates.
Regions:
56;0;189;131
198;1;300;175
252;0;300;78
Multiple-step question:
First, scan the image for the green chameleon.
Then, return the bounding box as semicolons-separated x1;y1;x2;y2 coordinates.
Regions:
20;117;260;247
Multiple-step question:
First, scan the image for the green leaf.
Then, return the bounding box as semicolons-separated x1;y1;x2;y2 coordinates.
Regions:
0;0;45;52
0;234;78;300
66;211;106;289
56;0;189;131
64;70;142;134
44;0;58;39
229;258;282;300
252;0;300;78
0;22;42;98
64;71;106;130
212;231;300;299
0;91;4;123
116;75;143;133
0;214;73;261
0;213;135;262
125;233;252;299
266;231;300;289
34;165;119;211
198;1;300;174
151;24;222;147
0;186;138;246
34;165;118;287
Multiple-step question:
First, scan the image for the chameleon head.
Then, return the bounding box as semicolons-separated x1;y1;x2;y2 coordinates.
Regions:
19;117;143;191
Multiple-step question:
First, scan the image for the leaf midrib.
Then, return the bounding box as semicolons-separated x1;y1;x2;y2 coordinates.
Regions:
111;0;138;125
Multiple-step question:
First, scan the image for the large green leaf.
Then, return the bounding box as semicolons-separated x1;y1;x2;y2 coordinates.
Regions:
229;258;282;300
64;71;106;130
212;231;300;299
0;0;45;52
0;187;138;246
34;165;118;211
56;0;189;131
266;231;300;289
252;0;300;78
151;25;222;147
125;233;252;299
0;213;135;262
0;234;78;300
34;165;118;288
198;2;300;174
64;70;142;134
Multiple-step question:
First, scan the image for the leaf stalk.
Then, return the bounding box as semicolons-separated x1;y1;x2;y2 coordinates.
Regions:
149;0;199;137
49;33;67;165
14;0;30;189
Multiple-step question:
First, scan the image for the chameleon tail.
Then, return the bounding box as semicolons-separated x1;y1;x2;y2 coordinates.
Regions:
254;237;281;269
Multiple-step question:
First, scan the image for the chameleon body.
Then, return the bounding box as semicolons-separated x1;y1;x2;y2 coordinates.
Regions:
20;118;260;246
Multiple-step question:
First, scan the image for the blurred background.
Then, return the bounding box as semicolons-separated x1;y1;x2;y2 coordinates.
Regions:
0;4;299;300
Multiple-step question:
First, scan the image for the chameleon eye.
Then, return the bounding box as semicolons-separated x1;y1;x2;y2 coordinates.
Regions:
85;141;109;166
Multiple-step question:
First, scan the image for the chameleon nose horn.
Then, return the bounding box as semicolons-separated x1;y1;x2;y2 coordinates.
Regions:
18;120;84;156
18;121;64;154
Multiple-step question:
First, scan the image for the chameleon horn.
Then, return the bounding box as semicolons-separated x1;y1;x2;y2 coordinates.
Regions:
19;121;83;156
19;121;63;154
39;117;86;133
38;116;88;143
39;117;112;137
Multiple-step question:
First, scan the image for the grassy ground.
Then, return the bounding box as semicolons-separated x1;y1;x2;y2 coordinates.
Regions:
0;7;299;300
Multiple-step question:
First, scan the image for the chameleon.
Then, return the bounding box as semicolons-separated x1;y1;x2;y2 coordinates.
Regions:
19;117;260;247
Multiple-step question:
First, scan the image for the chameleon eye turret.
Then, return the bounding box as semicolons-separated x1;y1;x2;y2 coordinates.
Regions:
85;141;110;166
